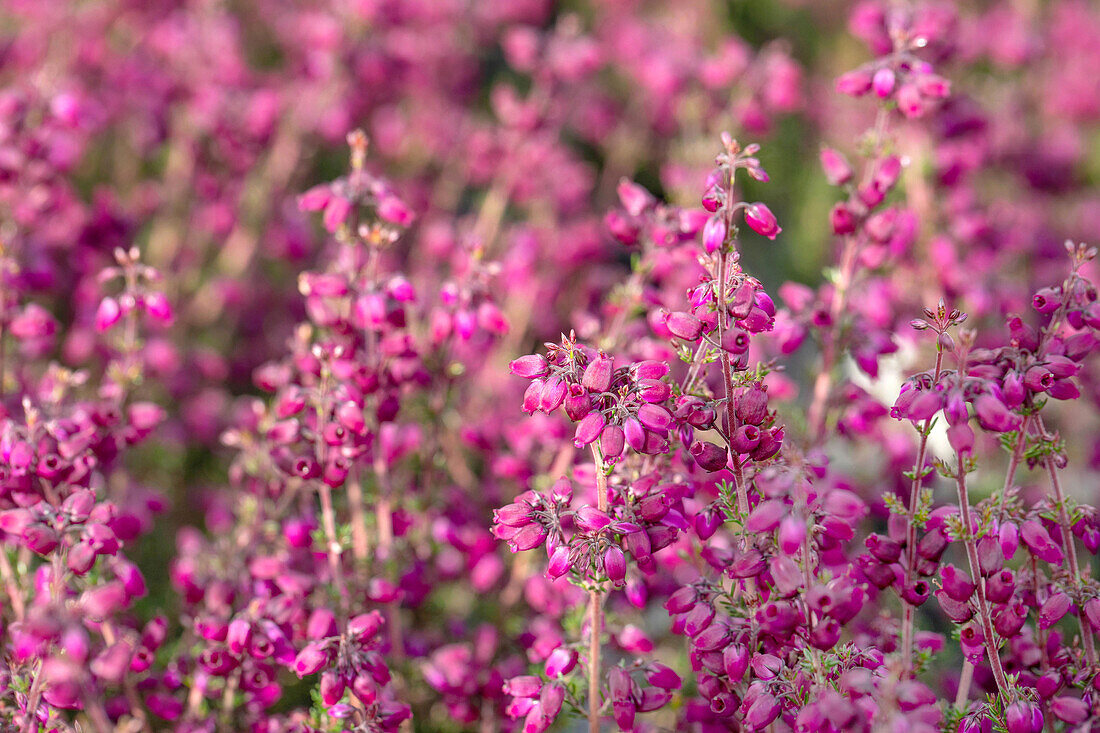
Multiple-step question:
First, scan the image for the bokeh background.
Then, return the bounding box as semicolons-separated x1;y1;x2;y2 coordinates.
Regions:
4;0;1100;727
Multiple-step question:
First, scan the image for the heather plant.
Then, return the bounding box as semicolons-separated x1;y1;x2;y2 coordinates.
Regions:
1;0;1100;732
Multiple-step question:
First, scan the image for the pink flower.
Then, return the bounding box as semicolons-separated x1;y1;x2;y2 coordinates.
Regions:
744;203;781;239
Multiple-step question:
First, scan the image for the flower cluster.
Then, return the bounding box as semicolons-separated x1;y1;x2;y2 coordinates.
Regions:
2;0;1100;730
0;246;168;728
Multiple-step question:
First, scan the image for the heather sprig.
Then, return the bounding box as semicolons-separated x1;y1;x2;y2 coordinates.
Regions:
2;0;1100;730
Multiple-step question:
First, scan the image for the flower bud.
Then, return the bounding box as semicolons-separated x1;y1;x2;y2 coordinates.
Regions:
935;590;972;624
582;355;613;393
872;67;895;97
40;659;81;709
509;355;548;379
307;608;337;640
778;516;806;555
896;83;924;117
604;546;626;585
723;642;750;681
858;555;894;589
23;523;59;555
143;291;174;324
974;394;1021;432
831;203;857;234
377;195;414;226
227;619;252;655
729;548;766;578
320;671;345;706
703;215;727;254
504;675;541;698
729;281;756;319
895;681;936;711
976;535;1004;576
1032;287;1063;314
915;526;950;559
635;361;669;380
1036;670;1062;699
750;653;782;680
917;73;950;99
323;457;349;488
91;641;133;683
720;328;750;355
999;521;1019;560
730;424;761;454
623;417;647;452
1050;696;1088;724
546;545;571;579
665;311;704;341
810;617;842;650
1021;520;1064;565
946;423;974;455
993;601;1028;638
940;564;976;602
865;533;902;564
322;196;351;232
636;494;668;523
573;412;606;448
744;203;781;240
1024;366;1054;393
61;484;96;519
539;377;567;413
637;378;670;403
836;69;872;96
647;664;681;690
637;404;673;432
600;424;625;458
67;542;96;575
575;507;611;532
146;693;183;721
510;523;547;551
943;392;968;426
736;386;769;425
1084;598;1100;632
608;667;635;729
1004;702;1042;733
95;297;123;332
694;508;723;541
745;499;785;533
617;179;652;216
744;691;780;730
874;155;902;191
690;441;727;472
1038;592;1072;629
820;148;853;186
901;579;931;606
544;647;577;677
60;627;89;663
997;371;1024;409
348;610;384;641
540;683;565;719
986;569;1016;604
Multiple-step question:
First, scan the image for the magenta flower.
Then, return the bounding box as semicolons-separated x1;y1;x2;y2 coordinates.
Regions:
703;215;727;253
744;203;781;239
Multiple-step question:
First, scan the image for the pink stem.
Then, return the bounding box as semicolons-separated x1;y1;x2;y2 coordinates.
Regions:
1038;420;1097;666
955;453;1009;696
588;446;608;733
714;247;748;519
900;348;944;675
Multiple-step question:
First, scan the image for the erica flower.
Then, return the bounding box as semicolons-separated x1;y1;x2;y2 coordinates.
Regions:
744;203;781;239
703;215;727;253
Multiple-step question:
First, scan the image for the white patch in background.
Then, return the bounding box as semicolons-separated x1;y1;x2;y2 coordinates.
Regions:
845;340;953;461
